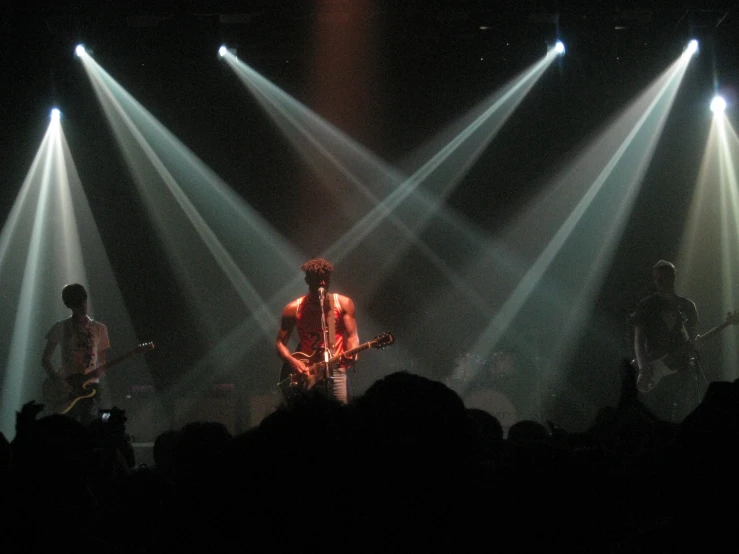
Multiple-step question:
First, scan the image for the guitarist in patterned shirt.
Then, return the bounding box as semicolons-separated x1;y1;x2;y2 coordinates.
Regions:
276;258;359;404
632;260;702;423
41;283;110;426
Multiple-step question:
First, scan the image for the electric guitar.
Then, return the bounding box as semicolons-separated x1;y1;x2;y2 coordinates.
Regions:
42;342;155;414
634;311;739;393
277;332;395;398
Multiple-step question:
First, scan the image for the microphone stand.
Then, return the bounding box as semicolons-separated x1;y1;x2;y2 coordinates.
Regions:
318;288;333;394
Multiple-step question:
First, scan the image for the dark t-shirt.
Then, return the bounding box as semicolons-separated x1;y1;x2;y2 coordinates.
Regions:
633;293;697;369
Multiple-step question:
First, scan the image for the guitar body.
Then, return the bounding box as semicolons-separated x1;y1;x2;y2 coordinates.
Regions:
41;342;155;415
278;349;332;395
634;311;739;394
635;355;679;394
42;373;98;415
277;332;395;402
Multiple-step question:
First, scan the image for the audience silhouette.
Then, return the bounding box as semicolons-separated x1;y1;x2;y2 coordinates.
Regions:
3;361;739;552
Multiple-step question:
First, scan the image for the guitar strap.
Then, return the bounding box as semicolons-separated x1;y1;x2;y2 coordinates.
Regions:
676;304;692;346
327;293;337;355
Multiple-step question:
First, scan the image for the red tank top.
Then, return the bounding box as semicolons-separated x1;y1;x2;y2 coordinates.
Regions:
295;293;347;357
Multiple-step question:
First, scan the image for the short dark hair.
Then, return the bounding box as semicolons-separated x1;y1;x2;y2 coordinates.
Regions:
652;260;676;276
301;258;333;281
62;283;87;308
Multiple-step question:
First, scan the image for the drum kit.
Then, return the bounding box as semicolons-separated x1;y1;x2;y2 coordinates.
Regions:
446;349;522;435
444;353;486;391
446;350;518;386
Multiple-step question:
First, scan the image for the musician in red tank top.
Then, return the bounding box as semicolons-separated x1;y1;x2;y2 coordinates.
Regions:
295;293;349;357
276;258;359;404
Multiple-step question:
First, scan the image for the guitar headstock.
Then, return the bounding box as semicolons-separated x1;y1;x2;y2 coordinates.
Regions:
371;332;395;349
134;342;156;354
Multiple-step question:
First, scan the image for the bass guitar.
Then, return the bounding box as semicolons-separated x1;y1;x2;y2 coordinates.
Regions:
277;332;395;399
42;342;155;414
634;311;739;393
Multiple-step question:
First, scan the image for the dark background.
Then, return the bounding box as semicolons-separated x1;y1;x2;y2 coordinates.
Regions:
1;1;738;434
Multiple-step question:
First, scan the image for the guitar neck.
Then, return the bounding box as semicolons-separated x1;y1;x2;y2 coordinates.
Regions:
318;341;376;370
700;321;731;343
83;350;136;378
343;341;375;359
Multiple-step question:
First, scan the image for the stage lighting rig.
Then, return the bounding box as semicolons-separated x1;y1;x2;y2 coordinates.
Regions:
710;96;726;114
218;45;237;58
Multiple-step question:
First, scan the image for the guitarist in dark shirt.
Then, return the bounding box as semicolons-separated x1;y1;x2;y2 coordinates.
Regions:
632;260;702;422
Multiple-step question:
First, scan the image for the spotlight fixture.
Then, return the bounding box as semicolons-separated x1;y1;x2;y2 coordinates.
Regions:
218;45;237;58
74;44;86;57
686;39;699;56
50;108;61;121
710;95;726;114
555;41;565;55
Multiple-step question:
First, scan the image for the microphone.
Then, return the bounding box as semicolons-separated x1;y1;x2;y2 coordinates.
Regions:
318;287;326;304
